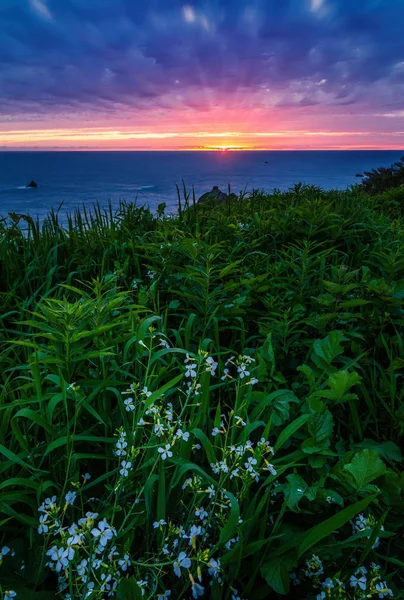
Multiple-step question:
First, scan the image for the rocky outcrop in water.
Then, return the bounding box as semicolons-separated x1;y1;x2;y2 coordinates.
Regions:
26;180;38;188
197;186;236;204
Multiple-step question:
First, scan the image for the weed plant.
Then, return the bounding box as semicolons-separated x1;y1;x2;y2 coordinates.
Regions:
0;184;403;600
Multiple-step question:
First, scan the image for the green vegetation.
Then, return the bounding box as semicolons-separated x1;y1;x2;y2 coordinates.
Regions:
358;155;404;195
0;183;403;600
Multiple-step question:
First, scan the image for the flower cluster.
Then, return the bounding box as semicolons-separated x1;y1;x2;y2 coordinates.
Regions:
37;494;129;599
351;514;384;549
315;564;394;599
222;354;258;385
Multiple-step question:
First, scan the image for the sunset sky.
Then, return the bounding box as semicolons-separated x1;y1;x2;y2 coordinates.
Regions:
0;0;403;150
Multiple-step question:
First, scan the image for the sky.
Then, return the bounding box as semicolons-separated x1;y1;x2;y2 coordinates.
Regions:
0;0;403;150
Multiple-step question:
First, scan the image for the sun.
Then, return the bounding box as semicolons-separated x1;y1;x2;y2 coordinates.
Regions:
202;144;252;151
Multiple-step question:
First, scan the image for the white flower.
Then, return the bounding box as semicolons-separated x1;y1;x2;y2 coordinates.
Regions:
322;578;335;589
221;368;229;381
37;514;49;535
120;460;132;477
237;364;250;378
266;463;277;476
115;436;128;456
157;591;171;600
247;377;259;385
182;478;193;490
211;427;220;437
46;547;71;573
1;546;10;556
191;582;205;598
154;423;166;437
153;519;167;528
205;357;218;375
158;444;173;460
187;525;202;545
38;496;57;513
185;366;197;378
175;429;190;442
100;573;112;592
124;397;135;412
208;557;221;579
77;559;88;577
4;592;17;600
234;415;246;426
82;473;91;481
118;554;131;572
65;491;76;506
206;485;215;498
91;519;117;547
195;506;208;521
78;512;98;526
244;457;257;472
142;386;152;398
173;551;191;577
350;574;367;590
375;582;394;598
159;338;170;349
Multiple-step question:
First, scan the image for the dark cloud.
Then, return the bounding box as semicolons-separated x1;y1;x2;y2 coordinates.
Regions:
0;0;403;118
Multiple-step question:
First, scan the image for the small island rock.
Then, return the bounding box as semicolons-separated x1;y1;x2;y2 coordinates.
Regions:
197;186;236;205
26;180;38;188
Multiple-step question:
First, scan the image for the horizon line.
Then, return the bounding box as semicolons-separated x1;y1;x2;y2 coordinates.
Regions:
1;147;404;152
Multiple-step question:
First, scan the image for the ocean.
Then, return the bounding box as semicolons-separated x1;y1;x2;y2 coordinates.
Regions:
0;150;402;220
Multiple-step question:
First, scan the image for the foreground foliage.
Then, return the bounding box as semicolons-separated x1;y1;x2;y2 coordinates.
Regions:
0;185;403;600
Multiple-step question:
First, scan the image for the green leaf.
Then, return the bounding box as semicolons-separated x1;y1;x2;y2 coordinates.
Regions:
261;556;292;595
0;444;42;473
117;578;144;600
144;374;184;407
315;370;361;402
12;408;53;435
311;331;345;370
354;440;402;463
308;410;334;443
344;449;387;490
274;414;310;453
298;494;376;557
218;491;240;546
192;429;217;464
282;474;307;510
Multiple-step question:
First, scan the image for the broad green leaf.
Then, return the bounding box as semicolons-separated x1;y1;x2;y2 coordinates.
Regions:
282;474;307;510
315;370;361;402
261;556;293;595
344;449;387;490
311;330;345;370
354;440;402;463
308;410;334;443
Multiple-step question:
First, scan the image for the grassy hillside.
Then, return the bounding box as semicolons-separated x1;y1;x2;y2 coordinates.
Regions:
0;185;403;600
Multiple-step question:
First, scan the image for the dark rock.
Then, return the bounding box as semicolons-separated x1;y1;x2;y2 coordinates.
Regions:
197;186;235;205
26;180;38;188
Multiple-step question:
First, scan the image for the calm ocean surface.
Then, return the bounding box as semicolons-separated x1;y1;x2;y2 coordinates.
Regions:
0;150;403;219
